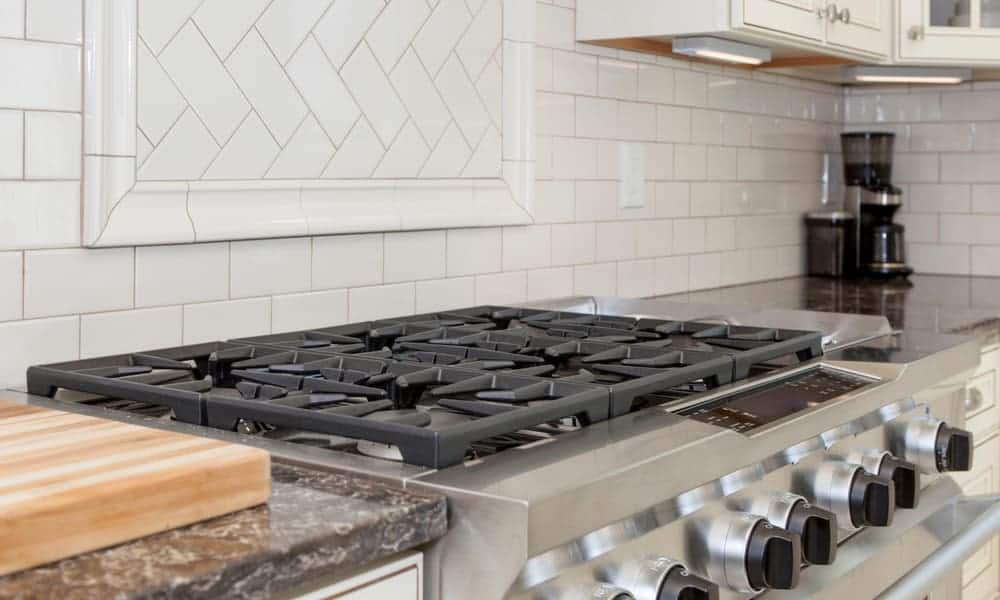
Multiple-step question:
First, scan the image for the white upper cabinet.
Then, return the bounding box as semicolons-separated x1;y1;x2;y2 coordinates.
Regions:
577;0;891;62
898;0;1000;64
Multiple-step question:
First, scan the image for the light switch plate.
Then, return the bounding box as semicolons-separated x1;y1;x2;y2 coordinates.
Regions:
618;142;645;209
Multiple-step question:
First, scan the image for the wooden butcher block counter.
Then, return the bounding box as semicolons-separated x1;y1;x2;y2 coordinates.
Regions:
0;400;271;576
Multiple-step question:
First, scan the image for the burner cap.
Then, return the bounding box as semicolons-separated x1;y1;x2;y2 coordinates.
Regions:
356;440;404;462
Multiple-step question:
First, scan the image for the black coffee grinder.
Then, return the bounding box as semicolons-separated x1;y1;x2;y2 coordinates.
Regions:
842;132;913;278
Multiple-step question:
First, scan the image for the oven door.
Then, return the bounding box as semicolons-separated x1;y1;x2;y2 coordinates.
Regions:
766;478;1000;599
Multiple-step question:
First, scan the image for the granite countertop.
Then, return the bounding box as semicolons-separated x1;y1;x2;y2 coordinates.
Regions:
658;274;1000;346
0;463;447;600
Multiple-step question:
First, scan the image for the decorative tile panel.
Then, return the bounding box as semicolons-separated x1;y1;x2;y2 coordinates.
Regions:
83;0;534;247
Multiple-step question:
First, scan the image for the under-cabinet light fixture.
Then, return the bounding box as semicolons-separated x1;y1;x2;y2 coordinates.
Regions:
845;66;972;85
671;37;772;66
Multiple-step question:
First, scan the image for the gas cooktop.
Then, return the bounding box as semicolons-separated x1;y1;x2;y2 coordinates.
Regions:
26;305;823;469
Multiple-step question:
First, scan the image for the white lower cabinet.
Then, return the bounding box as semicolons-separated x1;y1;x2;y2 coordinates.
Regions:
289;553;422;600
958;346;1000;600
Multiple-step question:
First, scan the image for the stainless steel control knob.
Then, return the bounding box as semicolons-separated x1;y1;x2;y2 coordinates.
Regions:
847;449;921;509
895;416;974;474
697;513;801;593
733;492;837;565
803;461;895;529
612;557;718;600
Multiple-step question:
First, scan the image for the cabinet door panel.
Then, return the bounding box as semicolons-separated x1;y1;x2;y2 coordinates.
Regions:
826;0;890;56
898;0;1000;63
741;0;825;41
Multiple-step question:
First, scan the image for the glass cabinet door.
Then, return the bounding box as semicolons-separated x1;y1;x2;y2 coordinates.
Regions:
929;0;1000;28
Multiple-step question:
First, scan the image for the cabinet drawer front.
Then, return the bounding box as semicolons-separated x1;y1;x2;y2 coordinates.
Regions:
953;434;999;492
335;567;419;600
741;0;825;41
961;465;998;586
968;368;999;442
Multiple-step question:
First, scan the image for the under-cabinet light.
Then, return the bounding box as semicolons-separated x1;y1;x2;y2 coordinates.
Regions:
672;37;772;66
845;66;972;85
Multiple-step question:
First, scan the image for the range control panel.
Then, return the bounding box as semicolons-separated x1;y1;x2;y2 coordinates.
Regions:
681;367;875;433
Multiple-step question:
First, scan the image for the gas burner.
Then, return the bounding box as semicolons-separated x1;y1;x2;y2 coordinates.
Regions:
26;306;823;469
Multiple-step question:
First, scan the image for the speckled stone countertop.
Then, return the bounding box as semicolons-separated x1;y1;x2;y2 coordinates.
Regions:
657;274;1000;346
0;463;447;600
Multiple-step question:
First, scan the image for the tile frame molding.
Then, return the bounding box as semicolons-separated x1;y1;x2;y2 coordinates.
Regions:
82;0;535;247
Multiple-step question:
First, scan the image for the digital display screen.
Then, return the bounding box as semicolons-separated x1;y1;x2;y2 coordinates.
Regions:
681;368;874;434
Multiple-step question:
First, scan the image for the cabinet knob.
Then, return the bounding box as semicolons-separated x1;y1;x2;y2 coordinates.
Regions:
839;7;851;24
825;3;839;23
966;386;985;413
909;25;925;40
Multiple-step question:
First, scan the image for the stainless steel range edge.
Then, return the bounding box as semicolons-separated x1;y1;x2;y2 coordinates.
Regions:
19;296;1000;600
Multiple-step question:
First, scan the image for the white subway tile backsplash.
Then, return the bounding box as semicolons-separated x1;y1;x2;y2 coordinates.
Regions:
654;255;689;295
897;213;937;244
551;222;596;266
552;137;597;179
272;289;348;332
26;0;82;44
574;181;616;221
193;0;271;60
637;64;673;105
475;270;527;304
673;218;706;254
226;30;308;146
972;246;1000;276
24;111;80;179
552;49;597;95
313;233;384;289
0;316;78;387
972;185;1000;214
416;277;476;312
526;266;573;300
909;243;970;275
349;282;415;320
674;69;707;107
654;182;691;218
0;38;80;111
158;24;250;143
183;297;271;344
446;227;502;276
135;243;229;308
595;221;636;261
617;101;656;142
575;96;616;139
908;184;970;213
503;225;551;271
656;105;691;143
674;144;707;180
0;252;22;322
909;122;973;153
0;181;80;250
81;307;183;358
573;262;616;296
230;238;311;299
384;230;447;283
942;153;1000;183
24;249;133;318
0;110;22;179
0;0;24;38
533;180;575;223
617;259;654;298
598;58;637;100
0;0;863;369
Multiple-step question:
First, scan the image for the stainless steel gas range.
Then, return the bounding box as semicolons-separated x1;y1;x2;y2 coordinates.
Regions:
21;297;1000;600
